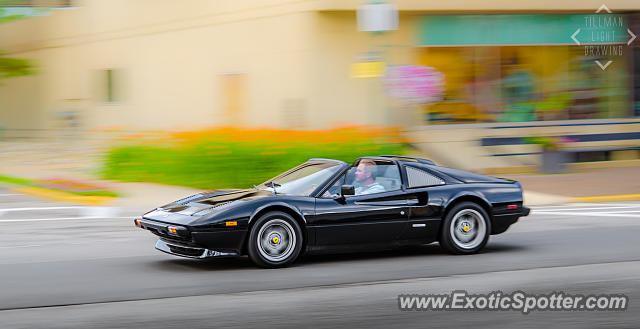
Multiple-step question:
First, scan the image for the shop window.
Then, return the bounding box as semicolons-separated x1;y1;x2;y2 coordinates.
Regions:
418;41;632;124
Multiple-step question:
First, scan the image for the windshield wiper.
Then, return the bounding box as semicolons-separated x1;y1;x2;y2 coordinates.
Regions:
263;181;281;195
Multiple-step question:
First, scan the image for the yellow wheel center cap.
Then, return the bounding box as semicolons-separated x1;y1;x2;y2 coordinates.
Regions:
463;226;470;232
272;237;279;244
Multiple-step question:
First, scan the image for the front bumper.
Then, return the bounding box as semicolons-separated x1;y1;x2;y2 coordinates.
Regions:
136;217;248;257
155;240;239;259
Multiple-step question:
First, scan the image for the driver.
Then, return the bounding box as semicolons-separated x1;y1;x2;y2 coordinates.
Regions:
354;159;385;195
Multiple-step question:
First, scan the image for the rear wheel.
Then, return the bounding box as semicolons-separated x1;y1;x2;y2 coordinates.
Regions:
248;211;303;268
439;202;491;254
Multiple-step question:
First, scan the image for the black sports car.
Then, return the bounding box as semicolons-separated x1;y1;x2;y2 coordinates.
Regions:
135;155;529;268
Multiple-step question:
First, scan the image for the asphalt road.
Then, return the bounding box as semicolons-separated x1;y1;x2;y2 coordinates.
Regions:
0;186;638;328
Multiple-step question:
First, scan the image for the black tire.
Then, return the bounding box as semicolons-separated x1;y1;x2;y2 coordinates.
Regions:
439;202;491;254
247;211;303;268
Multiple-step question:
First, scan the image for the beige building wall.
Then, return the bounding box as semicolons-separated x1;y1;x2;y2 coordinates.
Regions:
0;0;319;131
1;0;639;133
308;11;417;128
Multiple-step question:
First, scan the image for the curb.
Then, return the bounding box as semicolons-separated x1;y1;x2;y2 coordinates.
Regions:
13;187;117;205
570;194;640;203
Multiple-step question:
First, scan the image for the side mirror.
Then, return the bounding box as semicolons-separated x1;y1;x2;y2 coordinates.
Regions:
341;185;355;196
333;185;354;203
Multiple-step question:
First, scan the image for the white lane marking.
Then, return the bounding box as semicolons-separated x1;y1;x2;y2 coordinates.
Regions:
0;216;132;223
531;203;601;207
531;211;640;218
0;206;122;219
0;193;19;197
532;202;640;218
533;203;640;208
0;206;82;212
0;244;42;249
588;203;640;207
534;206;640;212
593;210;640;214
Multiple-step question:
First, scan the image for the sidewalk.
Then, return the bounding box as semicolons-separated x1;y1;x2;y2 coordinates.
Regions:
0;140;201;211
502;166;640;204
1;140;638;207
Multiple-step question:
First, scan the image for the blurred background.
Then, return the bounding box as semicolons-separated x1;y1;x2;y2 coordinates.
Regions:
1;2;640;329
0;0;639;192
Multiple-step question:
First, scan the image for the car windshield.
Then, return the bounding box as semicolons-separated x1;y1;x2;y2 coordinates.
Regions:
257;161;343;196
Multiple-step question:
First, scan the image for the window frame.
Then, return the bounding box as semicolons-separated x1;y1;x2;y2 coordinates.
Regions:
317;158;404;198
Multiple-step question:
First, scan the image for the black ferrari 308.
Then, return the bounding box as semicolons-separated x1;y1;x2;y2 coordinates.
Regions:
135;155;529;268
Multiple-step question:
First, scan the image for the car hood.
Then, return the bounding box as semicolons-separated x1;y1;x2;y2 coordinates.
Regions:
194;189;275;205
143;189;274;225
159;189;271;209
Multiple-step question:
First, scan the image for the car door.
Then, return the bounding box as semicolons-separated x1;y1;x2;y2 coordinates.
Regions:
310;160;409;246
398;165;447;242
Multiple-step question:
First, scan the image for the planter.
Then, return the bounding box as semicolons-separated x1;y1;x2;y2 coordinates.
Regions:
541;149;568;174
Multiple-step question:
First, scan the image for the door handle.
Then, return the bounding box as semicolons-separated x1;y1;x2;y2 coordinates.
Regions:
407;198;419;206
407;192;428;206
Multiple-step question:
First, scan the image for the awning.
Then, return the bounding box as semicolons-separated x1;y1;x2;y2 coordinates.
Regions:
418;14;629;46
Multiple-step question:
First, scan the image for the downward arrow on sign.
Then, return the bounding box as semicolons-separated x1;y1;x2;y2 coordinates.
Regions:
595;60;612;70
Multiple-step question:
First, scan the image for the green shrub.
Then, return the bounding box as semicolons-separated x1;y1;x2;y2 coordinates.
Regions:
101;127;408;189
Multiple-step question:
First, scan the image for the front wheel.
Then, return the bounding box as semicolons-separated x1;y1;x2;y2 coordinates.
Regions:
439;202;491;254
247;211;303;268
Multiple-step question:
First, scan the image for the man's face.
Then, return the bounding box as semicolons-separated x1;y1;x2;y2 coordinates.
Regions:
355;163;371;183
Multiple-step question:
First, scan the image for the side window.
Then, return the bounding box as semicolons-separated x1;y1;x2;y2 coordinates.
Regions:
320;160;403;197
321;170;349;198
367;161;401;193
405;166;445;188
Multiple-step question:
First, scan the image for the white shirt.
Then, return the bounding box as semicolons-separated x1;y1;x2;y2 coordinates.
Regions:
355;182;385;195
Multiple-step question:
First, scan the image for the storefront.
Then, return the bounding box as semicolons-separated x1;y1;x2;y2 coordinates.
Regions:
416;14;634;124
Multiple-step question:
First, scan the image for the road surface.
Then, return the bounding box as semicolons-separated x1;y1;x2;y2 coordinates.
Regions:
0;186;638;328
